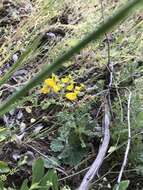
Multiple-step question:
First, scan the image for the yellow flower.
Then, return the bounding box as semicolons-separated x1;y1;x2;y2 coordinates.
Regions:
75;86;82;91
80;84;85;88
53;85;61;93
40;86;49;94
74;90;80;95
74;84;84;95
45;78;56;88
61;75;73;84
65;92;77;101
52;73;59;82
75;84;85;90
61;77;70;84
66;83;74;91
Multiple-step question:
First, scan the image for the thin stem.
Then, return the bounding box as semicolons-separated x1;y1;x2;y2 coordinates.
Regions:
116;90;132;190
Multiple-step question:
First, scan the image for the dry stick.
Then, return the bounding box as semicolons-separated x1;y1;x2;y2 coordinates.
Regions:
116;90;132;190
25;143;67;175
100;0;114;119
78;2;113;189
78;100;110;190
60;130;141;183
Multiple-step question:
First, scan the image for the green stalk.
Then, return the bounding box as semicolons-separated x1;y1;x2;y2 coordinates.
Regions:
0;0;142;116
0;35;42;87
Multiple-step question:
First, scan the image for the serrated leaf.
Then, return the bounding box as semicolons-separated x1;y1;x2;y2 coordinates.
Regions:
50;139;64;152
58;146;87;166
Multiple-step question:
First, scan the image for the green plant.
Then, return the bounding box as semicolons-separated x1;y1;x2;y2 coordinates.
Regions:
0;35;42;87
21;157;68;190
0;0;142;116
0;158;60;190
113;180;130;190
40;73;84;101
50;103;98;166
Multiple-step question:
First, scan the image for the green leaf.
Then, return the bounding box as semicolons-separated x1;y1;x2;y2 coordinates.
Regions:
0;161;10;173
39;171;53;190
40;170;59;190
39;175;52;190
0;0;142;116
0;128;9;142
59;145;87;166
44;157;60;168
30;183;39;190
20;179;29;190
50;139;64;152
0;180;4;190
113;180;130;190
51;170;59;190
32;158;44;184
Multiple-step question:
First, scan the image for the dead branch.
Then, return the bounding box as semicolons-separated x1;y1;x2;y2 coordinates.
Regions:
78;99;110;190
116;90;132;190
78;2;113;189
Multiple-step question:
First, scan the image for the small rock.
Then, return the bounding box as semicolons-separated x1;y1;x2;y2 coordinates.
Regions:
17;110;23;120
46;32;56;38
30;118;36;123
12;53;19;62
12;152;21;161
20;122;26;132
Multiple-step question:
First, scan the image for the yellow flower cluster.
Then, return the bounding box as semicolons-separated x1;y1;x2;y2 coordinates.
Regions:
40;73;61;94
40;74;84;101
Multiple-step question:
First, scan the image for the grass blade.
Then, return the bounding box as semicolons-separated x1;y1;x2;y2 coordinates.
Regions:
0;35;42;87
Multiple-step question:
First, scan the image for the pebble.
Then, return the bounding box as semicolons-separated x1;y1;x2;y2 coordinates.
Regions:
12;53;19;62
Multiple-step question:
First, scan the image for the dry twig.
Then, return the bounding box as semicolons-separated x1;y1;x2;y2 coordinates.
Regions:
78;1;113;189
78;99;110;190
116;89;132;190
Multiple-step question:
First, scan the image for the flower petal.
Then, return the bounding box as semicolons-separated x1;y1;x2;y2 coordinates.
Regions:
45;78;56;87
66;83;74;91
40;86;49;94
65;92;77;101
53;85;61;93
